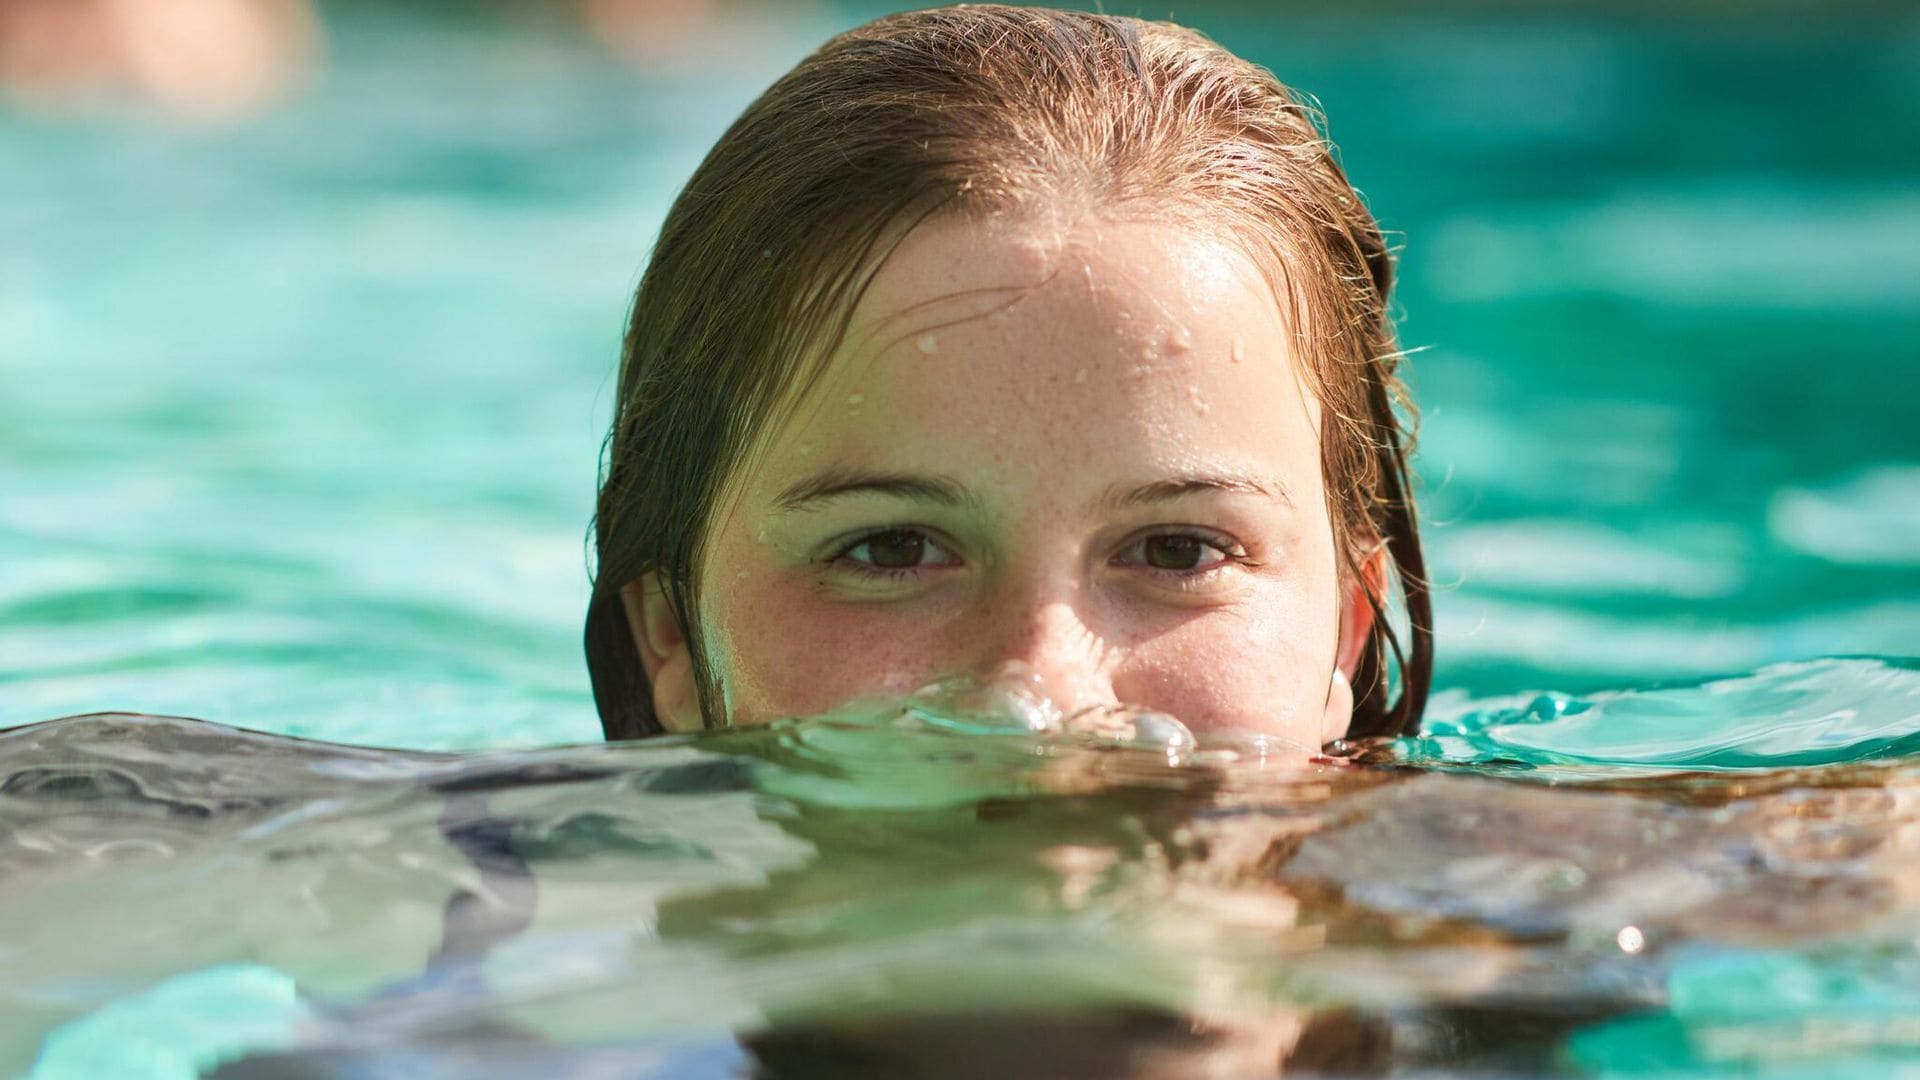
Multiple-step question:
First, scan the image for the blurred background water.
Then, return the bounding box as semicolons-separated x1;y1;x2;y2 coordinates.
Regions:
1;0;1917;750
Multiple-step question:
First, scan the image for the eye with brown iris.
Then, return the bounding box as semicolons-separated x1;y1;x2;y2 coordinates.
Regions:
1143;534;1208;570
860;530;927;569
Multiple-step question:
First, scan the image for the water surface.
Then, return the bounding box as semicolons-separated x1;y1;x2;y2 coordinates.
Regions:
10;657;1920;1076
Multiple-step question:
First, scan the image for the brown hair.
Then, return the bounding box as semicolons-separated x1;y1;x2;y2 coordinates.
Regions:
585;4;1432;742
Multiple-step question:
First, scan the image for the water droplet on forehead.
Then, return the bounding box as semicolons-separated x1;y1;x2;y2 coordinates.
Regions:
915;332;939;355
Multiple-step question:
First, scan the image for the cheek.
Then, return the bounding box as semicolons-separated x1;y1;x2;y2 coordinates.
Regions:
703;580;950;724
1115;581;1340;739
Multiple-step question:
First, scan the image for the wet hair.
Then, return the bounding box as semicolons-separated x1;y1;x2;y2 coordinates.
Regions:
585;4;1431;742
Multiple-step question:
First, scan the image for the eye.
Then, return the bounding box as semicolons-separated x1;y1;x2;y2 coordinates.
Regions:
1116;530;1242;574
831;528;959;576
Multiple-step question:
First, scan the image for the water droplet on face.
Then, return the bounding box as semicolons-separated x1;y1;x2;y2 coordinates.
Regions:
1188;385;1209;416
1168;325;1193;353
1230;337;1245;364
915;332;939;355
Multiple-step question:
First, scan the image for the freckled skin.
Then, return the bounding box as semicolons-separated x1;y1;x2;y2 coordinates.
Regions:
658;211;1367;753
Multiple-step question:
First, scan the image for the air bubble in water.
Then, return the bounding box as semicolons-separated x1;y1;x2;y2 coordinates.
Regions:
902;668;1063;735
1064;704;1197;754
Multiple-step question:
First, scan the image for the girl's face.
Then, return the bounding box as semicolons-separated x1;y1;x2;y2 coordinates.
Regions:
626;212;1374;753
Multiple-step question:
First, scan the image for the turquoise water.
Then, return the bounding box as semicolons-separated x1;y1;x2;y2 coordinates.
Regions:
2;1;1918;1075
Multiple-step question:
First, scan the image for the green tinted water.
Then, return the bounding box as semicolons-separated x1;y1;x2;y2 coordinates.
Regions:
10;669;1920;1076
2;1;1918;1075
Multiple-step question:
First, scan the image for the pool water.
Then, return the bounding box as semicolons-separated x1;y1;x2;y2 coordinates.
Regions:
11;661;1920;1076
2;0;1917;1075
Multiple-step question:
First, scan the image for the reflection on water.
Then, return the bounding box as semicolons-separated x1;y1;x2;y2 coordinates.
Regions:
9;656;1920;1076
1397;656;1920;775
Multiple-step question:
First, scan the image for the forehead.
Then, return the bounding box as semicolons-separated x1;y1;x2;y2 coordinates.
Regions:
853;209;1277;357
746;210;1325;501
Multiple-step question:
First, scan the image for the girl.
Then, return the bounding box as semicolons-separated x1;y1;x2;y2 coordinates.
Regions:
584;4;1431;753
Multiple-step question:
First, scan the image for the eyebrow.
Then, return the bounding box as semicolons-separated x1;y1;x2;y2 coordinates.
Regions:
773;466;982;513
1102;473;1294;510
771;465;1291;513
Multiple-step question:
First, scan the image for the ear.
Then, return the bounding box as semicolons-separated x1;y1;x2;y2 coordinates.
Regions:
1320;546;1386;746
619;572;705;733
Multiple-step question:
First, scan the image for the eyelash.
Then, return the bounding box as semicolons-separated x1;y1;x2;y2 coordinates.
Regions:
823;527;1251;585
1121;529;1251;584
825;528;958;583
